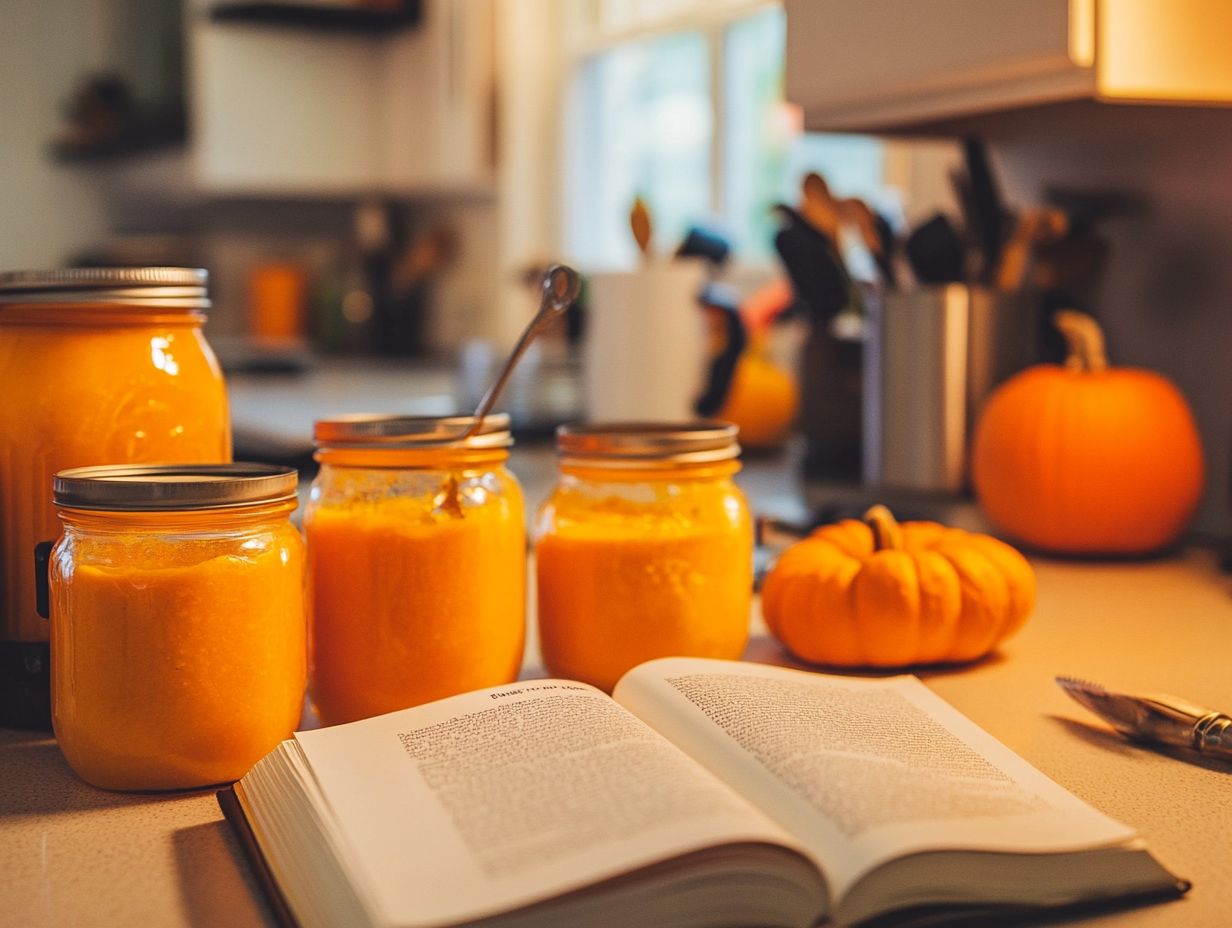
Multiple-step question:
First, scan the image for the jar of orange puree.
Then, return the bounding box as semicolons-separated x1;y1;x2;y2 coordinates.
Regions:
536;422;753;691
45;464;306;791
0;268;231;729
306;414;525;725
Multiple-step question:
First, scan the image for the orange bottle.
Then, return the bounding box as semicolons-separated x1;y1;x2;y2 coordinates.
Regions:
0;268;231;729
535;422;753;692
48;464;305;791
306;414;525;725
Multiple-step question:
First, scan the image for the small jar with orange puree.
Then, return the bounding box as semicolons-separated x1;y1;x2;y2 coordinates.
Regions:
535;422;753;691
46;464;306;791
305;414;525;726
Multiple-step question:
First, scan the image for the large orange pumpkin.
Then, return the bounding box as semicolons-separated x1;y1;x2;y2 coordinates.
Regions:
971;310;1204;555
762;506;1034;666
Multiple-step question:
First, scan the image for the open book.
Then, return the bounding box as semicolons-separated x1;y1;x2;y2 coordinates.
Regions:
219;658;1186;928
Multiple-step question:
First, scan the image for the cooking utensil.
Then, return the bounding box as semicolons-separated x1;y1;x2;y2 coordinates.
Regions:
871;210;898;290
438;265;580;517
1057;676;1232;761
995;207;1069;292
464;265;581;437
838;197;881;257
904;213;965;284
630;197;653;259
772;203;849;323
961;137;1009;282
693;282;747;417
676;224;731;266
800;172;842;244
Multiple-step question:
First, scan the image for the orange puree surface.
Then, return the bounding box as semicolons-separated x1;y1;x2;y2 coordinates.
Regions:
50;524;305;791
308;490;525;726
536;480;753;692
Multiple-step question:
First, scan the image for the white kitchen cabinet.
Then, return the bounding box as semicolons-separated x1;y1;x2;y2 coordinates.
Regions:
185;0;494;196
785;0;1232;132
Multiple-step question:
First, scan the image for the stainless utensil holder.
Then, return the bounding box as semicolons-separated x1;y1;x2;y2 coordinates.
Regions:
862;285;1038;493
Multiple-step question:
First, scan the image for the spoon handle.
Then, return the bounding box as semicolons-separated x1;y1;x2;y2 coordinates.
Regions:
465;265;580;437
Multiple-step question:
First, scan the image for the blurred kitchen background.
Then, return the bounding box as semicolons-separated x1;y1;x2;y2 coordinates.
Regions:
3;0;1232;543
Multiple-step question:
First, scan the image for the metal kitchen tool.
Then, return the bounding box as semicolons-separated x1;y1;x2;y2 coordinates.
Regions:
463;264;581;439
438;265;580;517
1057;676;1232;761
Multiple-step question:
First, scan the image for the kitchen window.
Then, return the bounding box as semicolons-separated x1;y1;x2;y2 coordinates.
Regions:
563;1;896;269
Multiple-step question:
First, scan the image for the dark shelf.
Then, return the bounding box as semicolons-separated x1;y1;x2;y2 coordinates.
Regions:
50;109;188;165
209;1;421;35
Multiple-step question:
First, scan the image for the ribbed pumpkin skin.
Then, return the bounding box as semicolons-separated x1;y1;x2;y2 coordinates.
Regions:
971;366;1204;555
762;520;1035;667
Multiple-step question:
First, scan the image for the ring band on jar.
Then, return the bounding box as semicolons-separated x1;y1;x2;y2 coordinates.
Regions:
306;414;525;725
535;421;753;691
47;464;306;791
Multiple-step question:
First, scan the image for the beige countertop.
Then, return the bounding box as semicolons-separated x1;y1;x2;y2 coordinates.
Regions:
3;544;1231;928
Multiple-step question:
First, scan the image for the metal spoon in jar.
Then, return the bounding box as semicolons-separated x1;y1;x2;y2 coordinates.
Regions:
437;264;582;516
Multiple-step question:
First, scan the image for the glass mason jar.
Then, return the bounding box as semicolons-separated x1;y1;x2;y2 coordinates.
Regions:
536;422;754;691
306;414;525;725
46;464;306;791
0;268;231;729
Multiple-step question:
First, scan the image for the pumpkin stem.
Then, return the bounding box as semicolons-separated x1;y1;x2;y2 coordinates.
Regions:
1053;310;1108;373
863;504;903;552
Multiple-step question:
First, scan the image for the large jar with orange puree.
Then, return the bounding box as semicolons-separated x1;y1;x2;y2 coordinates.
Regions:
0;268;231;729
47;465;306;791
306;414;525;725
536;422;753;691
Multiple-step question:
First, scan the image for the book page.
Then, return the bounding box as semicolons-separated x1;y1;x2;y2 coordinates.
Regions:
293;679;806;928
614;658;1135;901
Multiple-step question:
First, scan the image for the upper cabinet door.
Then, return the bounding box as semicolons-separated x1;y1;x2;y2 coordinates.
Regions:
786;0;1232;132
188;0;494;195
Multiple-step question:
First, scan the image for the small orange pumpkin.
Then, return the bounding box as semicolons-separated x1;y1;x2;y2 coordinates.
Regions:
762;505;1034;666
718;335;799;449
971;310;1204;555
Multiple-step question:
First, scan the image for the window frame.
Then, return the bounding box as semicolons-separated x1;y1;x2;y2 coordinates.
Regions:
561;0;785;267
557;0;956;271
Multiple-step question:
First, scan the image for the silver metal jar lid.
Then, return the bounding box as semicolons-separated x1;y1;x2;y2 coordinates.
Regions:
314;414;513;450
556;421;741;467
53;464;298;511
0;267;210;310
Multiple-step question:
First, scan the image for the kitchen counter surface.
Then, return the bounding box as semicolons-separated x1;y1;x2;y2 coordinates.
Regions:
3;537;1231;927
1;347;1228;925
